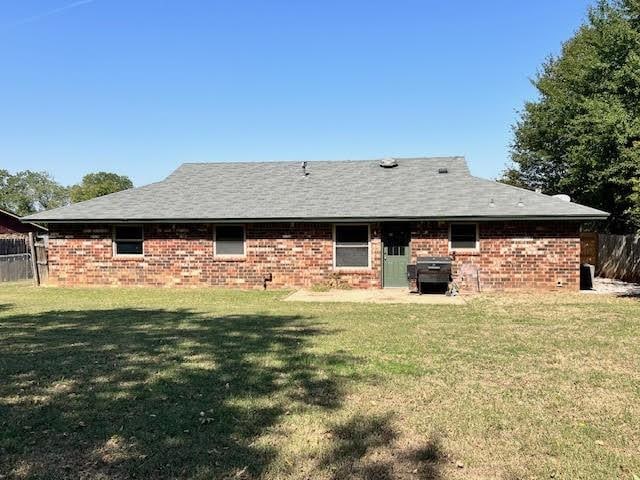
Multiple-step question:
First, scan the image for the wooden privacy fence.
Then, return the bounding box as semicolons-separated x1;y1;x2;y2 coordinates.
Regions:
596;233;640;283
0;238;28;255
580;232;598;266
0;238;33;282
0;253;33;282
0;235;48;284
33;235;48;284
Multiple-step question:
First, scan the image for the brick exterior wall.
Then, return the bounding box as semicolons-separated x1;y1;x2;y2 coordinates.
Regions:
410;221;581;291
47;223;382;289
47;221;580;291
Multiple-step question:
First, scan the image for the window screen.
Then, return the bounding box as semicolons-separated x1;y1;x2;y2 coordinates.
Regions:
450;224;478;249
335;225;369;267
215;225;245;255
114;225;143;255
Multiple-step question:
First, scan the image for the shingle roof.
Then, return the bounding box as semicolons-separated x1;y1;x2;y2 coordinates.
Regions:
22;157;608;222
1;208;48;232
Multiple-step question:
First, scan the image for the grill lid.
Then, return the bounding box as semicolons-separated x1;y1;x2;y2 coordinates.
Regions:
417;256;452;264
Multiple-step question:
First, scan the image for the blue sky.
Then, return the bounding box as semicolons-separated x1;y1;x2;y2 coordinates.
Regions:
1;0;592;186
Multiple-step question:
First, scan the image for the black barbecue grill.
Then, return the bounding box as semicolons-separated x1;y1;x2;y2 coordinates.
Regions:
406;256;452;294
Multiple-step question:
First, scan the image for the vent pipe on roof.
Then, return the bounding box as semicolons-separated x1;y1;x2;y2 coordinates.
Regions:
379;157;398;168
301;161;308;176
553;194;571;202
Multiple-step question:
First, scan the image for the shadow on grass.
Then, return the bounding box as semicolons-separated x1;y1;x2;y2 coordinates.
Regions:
0;307;358;478
321;414;446;480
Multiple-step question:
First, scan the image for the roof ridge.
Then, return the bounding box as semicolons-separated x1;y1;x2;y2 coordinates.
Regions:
175;156;465;167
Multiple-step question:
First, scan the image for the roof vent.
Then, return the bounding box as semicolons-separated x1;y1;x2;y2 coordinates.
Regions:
301;161;309;176
553;194;571;202
379;157;398;168
438;167;448;174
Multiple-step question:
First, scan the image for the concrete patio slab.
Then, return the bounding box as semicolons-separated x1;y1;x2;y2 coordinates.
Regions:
581;277;640;297
283;288;466;304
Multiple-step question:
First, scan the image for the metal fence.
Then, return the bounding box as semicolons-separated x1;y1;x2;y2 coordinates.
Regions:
596;233;640;283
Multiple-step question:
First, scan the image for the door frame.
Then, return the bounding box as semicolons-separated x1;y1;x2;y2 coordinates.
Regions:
381;222;411;288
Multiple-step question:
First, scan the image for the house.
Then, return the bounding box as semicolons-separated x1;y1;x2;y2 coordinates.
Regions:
22;157;608;291
0;207;47;238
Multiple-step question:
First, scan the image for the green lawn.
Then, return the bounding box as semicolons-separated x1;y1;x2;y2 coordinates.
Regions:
0;283;638;479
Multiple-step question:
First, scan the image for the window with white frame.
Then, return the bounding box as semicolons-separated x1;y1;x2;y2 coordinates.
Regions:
215;225;245;256
449;223;478;250
113;225;144;256
334;224;369;268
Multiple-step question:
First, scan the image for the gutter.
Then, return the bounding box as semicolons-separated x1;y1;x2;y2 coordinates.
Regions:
20;215;609;224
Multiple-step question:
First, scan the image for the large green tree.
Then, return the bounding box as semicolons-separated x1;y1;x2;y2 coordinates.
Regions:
69;172;133;203
502;0;640;232
0;169;69;216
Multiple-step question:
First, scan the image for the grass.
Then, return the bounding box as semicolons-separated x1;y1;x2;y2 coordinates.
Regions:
0;283;638;479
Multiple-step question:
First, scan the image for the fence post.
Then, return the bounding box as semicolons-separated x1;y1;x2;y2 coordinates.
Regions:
28;232;40;286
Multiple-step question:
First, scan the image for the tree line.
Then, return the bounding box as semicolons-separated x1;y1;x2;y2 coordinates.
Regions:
502;0;640;233
0;170;133;216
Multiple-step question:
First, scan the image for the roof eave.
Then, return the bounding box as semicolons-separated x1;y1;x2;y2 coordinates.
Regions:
24;214;609;224
1;208;48;231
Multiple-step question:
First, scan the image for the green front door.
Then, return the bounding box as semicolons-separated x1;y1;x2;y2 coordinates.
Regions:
382;224;410;287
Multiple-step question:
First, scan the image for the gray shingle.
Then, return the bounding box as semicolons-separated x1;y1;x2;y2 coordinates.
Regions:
22;157;608;222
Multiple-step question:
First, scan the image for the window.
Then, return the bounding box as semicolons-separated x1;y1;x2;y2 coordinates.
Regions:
334;224;370;268
113;225;143;256
449;223;479;250
215;225;245;256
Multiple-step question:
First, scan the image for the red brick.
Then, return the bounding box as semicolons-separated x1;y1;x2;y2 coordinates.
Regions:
47;221;580;292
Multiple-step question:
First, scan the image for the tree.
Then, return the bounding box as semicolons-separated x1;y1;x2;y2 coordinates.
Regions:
69;172;133;203
502;0;640;232
0;170;69;216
